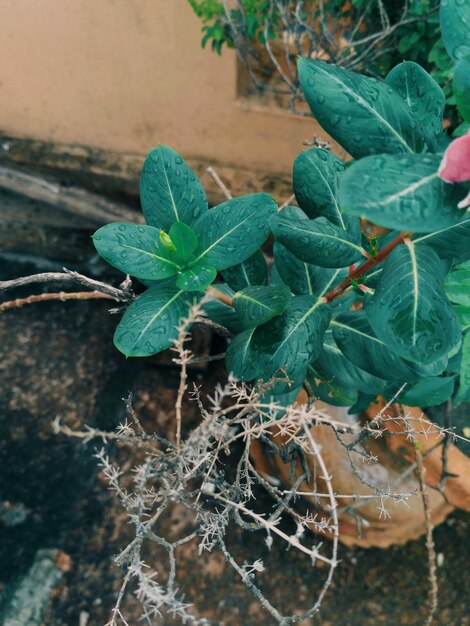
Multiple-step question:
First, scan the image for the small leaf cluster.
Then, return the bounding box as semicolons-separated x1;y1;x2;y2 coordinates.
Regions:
94;1;469;411
93;145;277;357
188;0;461;121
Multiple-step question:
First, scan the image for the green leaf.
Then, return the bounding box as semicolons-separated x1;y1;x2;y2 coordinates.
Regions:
259;386;303;417
413;214;470;263
233;285;291;329
366;242;462;364
251;296;332;394
308;331;386;405
331;311;448;382
453;57;470;123
273;242;347;296
385;61;445;150
445;262;470;306
293;148;358;234
306;364;358;407
455;305;470;330
225;328;260;380
440;0;470;62
297;58;425;159
202;284;243;333
192;193;277;270
339;153;463;233
140;145;208;230
271;212;364;268
169;222;198;261
386;376;457;407
455;332;470;404
92;223;179;280
453;121;470;137
176;261;217;292
315;332;386;393
114;285;194;357
221;250;268;291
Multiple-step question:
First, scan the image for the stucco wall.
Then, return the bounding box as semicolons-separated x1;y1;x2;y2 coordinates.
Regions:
0;0;339;177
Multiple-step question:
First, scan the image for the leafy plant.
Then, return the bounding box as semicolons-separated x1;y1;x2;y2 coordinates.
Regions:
94;2;469;411
188;1;460;120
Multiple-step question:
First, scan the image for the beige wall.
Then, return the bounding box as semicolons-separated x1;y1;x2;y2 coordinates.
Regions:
0;0;338;179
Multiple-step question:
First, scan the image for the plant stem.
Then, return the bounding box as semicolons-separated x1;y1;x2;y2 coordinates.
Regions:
0;290;119;313
323;231;412;303
207;286;234;307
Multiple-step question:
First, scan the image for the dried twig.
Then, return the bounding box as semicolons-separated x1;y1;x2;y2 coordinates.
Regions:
0;290;119;313
207;166;233;200
0;269;133;302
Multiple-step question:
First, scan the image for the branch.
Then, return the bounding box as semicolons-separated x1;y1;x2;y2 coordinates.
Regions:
324;231;412;303
415;445;439;626
207;166;233;200
0;269;133;302
0;290;119;313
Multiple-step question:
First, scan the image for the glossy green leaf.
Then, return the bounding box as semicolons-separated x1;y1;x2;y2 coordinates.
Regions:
221;250;268;291
251;296;332;394
386;376;457;407
306;364;358;407
202;284;243;333
413;214;470;263
140;145;208;230
225;328;260;380
453;57;470;123
176;261;217;292
339;153;463;233
271;211;364;268
440;0;470;62
367;242;462;364
307;331;385;406
297;58;425;159
233;285;290;329
169;222;198;261
445;262;470;307
331;311;447;382
273;242;347;297
385;61;445;151
259;386;303;417
455;305;470;331
92;223;179;280
313;332;386;395
192;193;277;271
455;332;470;404
114;285;194;357
293;148;357;234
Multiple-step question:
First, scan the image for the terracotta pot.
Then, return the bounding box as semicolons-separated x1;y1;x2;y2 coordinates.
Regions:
251;392;470;548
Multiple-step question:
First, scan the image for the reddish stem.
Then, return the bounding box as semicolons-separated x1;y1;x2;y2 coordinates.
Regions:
323;231;412;303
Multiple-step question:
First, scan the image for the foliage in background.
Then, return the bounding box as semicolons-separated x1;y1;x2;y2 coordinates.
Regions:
93;16;470;430
188;0;459;122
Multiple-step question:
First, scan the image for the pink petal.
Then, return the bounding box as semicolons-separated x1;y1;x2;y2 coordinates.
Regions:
438;130;470;183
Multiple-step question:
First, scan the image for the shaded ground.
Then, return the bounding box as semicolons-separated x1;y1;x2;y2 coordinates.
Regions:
1;263;469;626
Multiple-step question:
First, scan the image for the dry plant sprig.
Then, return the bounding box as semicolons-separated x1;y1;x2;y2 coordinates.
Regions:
50;299;454;626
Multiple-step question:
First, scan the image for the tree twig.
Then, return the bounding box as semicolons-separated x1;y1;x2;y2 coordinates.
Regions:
0;290;119;313
0;269;133;302
415;444;439;626
324;231;412;302
207;166;233;200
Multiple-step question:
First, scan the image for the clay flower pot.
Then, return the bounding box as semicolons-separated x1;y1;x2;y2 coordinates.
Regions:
251;392;470;548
